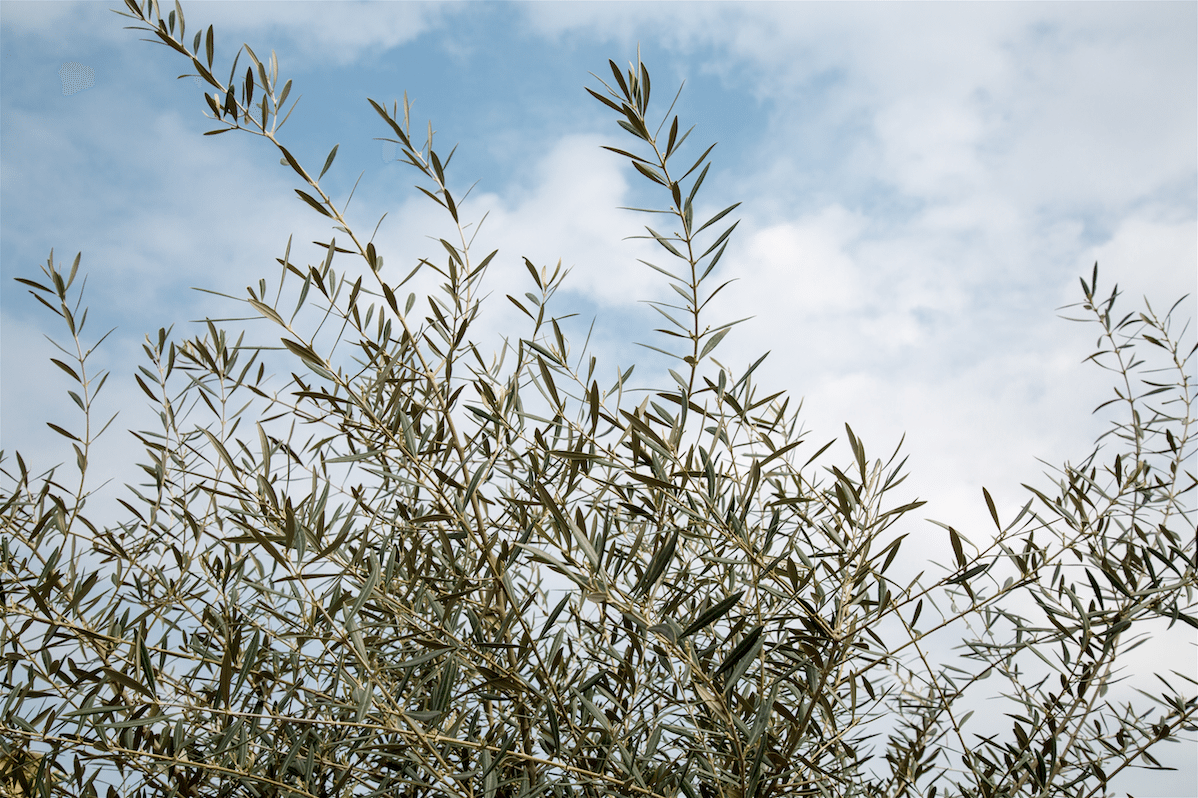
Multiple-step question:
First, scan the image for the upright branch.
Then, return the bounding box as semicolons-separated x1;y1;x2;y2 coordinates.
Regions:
588;55;745;397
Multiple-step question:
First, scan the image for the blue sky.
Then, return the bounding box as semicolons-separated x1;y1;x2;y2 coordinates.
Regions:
2;1;1196;791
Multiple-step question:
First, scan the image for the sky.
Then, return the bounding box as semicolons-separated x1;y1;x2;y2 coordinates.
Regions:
1;1;1196;793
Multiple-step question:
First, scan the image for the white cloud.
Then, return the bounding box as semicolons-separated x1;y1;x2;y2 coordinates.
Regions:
181;1;454;67
734;205;867;317
0;1;458;77
540;2;1196;223
1079;213;1198;315
709;184;1155;554
873;96;987;199
467;134;658;308
0;1;121;42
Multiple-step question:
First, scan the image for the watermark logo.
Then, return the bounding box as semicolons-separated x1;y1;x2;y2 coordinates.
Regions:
59;62;95;96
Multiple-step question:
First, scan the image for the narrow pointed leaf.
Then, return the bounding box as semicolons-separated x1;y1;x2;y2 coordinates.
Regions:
680;590;744;639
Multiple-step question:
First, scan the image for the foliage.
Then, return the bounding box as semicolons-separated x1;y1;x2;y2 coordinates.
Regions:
2;2;1195;796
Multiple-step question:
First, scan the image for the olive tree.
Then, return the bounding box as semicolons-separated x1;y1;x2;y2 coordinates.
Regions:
2;2;1194;797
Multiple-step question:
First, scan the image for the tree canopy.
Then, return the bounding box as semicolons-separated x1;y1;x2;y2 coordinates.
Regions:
2;2;1195;797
